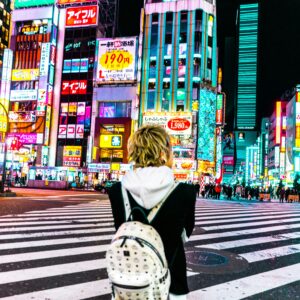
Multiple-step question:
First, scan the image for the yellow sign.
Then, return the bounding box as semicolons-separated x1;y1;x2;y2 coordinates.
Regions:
111;163;120;171
92;146;98;160
11;69;39;81
100;135;122;148
63;146;82;157
99;50;133;71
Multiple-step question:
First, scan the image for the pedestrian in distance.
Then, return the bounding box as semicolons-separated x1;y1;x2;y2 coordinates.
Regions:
194;182;200;197
280;188;285;203
108;125;196;300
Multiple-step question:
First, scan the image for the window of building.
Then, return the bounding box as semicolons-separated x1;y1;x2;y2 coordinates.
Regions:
147;90;155;110
193;57;201;77
194;32;202;53
100;149;123;163
98;101;131;118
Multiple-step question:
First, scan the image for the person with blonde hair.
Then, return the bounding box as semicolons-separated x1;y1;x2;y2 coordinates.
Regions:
108;125;196;299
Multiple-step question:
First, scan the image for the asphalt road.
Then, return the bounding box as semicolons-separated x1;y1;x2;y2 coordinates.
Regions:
0;192;299;299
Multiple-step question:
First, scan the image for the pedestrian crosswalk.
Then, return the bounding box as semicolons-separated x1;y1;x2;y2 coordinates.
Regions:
0;199;299;299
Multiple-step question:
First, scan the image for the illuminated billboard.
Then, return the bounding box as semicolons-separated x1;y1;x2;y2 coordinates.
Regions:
96;37;137;83
10;90;38;101
197;89;216;162
8;111;36;123
11;69;39;81
66;5;98;27
142;112;192;136
63;146;82;167
14;0;55;8
100;135;123;148
7;133;42;145
61;80;87;95
63;59;89;73
58;124;84;139
216;94;223;125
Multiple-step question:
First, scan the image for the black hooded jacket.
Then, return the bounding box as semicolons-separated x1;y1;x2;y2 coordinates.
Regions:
108;182;196;295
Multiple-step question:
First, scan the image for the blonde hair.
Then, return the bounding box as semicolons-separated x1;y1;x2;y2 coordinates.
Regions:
128;125;171;168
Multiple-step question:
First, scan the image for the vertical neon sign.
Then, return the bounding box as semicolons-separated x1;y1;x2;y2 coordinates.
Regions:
276;101;281;144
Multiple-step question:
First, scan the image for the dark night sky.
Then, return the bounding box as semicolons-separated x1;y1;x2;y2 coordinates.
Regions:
118;0;300;125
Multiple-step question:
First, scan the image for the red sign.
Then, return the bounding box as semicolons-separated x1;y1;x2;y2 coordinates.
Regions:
66;5;98;27
216;109;223;125
167;118;190;131
174;173;188;180
61;80;87;95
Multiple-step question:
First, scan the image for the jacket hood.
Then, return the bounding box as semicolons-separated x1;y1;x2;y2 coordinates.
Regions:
122;166;175;209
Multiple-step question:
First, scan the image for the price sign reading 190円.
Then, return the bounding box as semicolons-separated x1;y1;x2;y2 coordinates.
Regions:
96;37;137;83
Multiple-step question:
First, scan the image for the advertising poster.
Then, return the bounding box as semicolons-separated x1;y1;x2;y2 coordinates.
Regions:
66;5;98;27
63;146;82;167
173;158;196;171
63;59;88;73
39;43;51;77
197;89;216;162
7;133;37;145
77;102;86;116
216;94;223;125
68;102;77;116
10;90;37;101
8;111;36;123
11;69;39;81
222;132;235;174
143;112;192;136
96;37;137;83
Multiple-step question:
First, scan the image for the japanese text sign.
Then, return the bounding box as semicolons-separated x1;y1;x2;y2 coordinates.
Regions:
142;112;192;135
66;5;98;27
96;37;137;83
61;80;87;95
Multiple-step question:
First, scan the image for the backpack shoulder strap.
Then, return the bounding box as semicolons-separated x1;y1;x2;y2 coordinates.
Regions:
121;184;131;221
147;182;179;223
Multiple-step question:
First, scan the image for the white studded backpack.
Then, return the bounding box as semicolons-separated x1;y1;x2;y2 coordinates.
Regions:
106;183;178;300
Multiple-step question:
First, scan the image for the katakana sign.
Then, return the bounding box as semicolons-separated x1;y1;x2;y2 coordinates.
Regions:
65;5;98;27
61;80;87;95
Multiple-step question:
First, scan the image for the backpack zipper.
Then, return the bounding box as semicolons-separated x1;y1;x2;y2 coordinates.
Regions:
113;282;150;290
114;235;165;268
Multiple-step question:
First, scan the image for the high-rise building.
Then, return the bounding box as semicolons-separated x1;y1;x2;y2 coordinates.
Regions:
234;1;259;177
5;0;59;186
140;0;218;181
0;0;11;69
236;2;259;130
285;87;300;185
52;0;118;175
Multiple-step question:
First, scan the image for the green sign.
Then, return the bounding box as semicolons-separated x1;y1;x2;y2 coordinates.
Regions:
217;94;223;110
15;0;55;9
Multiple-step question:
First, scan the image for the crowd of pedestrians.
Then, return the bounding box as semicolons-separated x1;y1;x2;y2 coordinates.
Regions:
196;183;300;202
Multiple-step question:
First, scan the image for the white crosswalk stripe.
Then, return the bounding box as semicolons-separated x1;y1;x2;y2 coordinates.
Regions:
0;199;299;300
